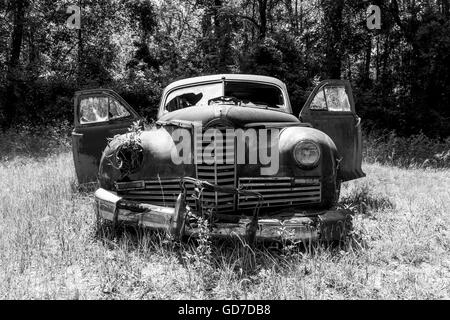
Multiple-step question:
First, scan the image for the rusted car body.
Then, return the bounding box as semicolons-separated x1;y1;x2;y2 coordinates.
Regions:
72;74;365;242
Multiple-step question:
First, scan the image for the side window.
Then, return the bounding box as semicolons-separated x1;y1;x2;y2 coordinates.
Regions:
80;97;108;124
79;96;130;124
109;99;130;120
310;88;327;110
309;85;351;112
324;86;351;112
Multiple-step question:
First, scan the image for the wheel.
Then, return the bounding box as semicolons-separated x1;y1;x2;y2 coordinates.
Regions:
320;177;341;209
95;214;124;239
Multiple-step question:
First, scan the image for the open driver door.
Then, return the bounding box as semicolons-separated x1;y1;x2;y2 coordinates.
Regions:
72;89;143;184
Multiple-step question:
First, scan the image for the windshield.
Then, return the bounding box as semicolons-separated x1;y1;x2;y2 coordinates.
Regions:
164;81;285;112
224;82;284;108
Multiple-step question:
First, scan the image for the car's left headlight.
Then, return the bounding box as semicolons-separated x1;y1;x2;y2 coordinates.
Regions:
293;140;321;168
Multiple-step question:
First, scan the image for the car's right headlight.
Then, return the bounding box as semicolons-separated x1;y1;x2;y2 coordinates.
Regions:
292;140;321;169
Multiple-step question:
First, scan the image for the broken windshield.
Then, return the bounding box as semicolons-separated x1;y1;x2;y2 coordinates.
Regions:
164;81;285;112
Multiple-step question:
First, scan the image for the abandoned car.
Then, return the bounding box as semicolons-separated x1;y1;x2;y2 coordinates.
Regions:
72;74;365;242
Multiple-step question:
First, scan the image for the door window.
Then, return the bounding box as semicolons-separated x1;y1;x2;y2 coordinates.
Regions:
109;99;131;120
325;86;351;112
79;96;130;124
310;88;327;110
309;85;351;112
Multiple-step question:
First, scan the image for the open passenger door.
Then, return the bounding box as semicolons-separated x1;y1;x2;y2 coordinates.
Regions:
300;80;365;181
72;89;143;184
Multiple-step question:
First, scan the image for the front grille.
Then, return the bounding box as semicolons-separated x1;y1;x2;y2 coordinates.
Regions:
117;179;195;207
238;177;321;210
195;127;236;213
117;176;321;212
117;127;322;214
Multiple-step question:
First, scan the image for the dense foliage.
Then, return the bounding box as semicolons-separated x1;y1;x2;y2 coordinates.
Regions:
0;0;449;137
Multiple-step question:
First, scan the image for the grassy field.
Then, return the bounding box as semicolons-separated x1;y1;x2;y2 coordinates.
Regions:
0;132;449;299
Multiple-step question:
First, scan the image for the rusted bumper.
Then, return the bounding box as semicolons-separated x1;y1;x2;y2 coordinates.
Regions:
94;188;351;242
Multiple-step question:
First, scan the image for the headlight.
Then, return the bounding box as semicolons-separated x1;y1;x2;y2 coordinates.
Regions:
293;140;321;168
115;141;144;175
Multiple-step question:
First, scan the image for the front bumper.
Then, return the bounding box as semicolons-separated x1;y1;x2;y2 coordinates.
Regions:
94;188;351;242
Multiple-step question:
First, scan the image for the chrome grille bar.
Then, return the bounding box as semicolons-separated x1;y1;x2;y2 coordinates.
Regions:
238;177;321;210
117;179;195;208
195;127;236;213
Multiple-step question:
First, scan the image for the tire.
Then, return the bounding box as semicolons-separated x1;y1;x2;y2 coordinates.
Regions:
95;215;123;239
320;178;341;209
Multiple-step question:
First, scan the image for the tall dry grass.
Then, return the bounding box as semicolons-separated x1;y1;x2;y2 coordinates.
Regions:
363;130;450;168
0;127;449;299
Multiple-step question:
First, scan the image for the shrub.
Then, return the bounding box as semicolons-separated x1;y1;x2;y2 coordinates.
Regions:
0;121;72;160
363;130;450;168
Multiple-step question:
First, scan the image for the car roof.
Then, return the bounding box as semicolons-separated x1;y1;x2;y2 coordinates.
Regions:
163;74;287;92
158;74;292;116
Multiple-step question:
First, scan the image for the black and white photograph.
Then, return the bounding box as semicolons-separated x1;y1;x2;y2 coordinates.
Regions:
0;0;449;303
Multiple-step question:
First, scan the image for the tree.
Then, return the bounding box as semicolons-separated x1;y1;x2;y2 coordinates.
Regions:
0;0;448;137
320;0;344;79
2;0;29;128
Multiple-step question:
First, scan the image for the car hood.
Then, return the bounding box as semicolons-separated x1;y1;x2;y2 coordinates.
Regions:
158;104;300;127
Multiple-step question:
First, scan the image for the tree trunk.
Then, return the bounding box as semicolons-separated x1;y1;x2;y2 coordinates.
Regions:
3;0;28;128
77;0;83;83
375;36;380;81
363;36;372;87
284;0;294;32
214;0;228;72
440;0;449;17
299;0;303;34
258;0;267;40
322;0;344;79
381;34;390;83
